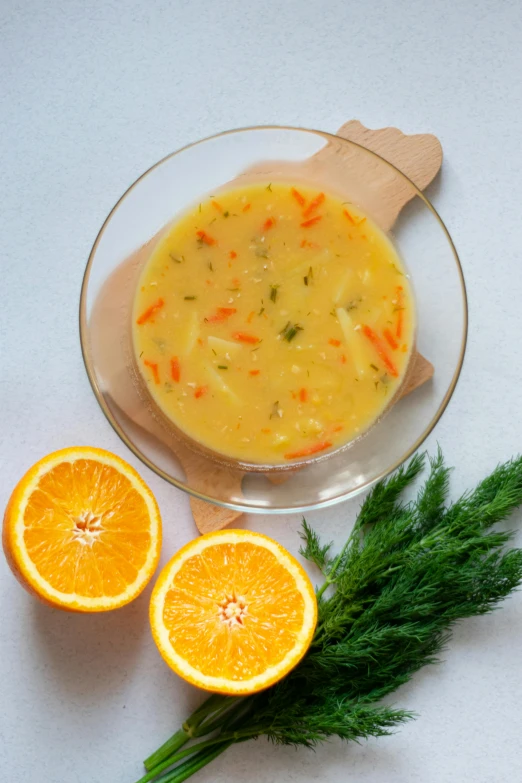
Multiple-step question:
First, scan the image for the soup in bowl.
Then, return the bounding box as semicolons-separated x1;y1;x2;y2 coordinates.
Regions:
132;182;414;466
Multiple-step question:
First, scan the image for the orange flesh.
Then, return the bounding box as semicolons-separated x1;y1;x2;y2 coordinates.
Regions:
162;542;307;679
22;460;153;598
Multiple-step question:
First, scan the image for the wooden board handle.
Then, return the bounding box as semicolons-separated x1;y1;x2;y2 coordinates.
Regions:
336;121;442;192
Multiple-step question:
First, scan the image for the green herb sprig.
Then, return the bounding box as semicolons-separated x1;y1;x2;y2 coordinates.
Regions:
133;451;522;783
280;321;303;342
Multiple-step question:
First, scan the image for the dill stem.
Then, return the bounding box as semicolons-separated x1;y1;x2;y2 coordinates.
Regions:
135;737;231;783
143;695;233;771
192;699;245;736
184;694;231;730
316;537;352;600
138;727;259;783
143;730;188;774
135;756;179;783
139;700;254;782
154;741;234;783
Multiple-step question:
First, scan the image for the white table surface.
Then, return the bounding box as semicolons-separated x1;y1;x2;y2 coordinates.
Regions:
2;1;522;781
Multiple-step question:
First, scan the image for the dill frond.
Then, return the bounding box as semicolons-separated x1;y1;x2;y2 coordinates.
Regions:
138;452;522;783
299;519;333;575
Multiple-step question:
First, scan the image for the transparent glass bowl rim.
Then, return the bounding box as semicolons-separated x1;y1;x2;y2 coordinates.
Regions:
79;125;468;514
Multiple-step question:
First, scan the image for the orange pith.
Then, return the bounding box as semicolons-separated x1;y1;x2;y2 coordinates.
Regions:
150;530;317;695
3;447;162;612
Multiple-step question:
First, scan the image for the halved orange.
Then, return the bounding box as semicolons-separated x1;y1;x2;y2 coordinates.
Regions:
3;447;162;612
150;530;317;694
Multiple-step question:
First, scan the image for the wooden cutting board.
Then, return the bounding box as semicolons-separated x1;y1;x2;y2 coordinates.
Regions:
90;121;441;534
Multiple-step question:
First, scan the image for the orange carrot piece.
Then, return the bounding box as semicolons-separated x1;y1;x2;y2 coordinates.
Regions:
229;250;237;259
340;354;347;364
249;369;260;376
343;209;356;225
144;360;160;384
332;425;344;433
206;307;237;323
303;192;325;218
211;200;222;212
242;203;251;212
261;427;271;434
343;208;366;227
247;311;255;324
232;332;260;345
291;187;306;207
194;385;208;399
136;298;165;325
197;338;204;346
299;388;308;402
170;357;180;382
329;338;341;347
263;217;276;231
284;441;332;460
301;216;322;228
362;325;399;377
395;286;404;339
232;277;240;287
196;230;216;245
383;328;399;350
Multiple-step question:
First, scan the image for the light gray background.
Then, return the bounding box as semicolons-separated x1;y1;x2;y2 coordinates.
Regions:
1;1;522;781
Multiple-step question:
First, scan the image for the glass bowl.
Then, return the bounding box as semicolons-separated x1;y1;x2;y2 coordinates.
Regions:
79;126;467;513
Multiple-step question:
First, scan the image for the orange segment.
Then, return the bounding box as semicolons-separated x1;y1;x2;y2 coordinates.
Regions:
2;447;162;611
150;530;317;694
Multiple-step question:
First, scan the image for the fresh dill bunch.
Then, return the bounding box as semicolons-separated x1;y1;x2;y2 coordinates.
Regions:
136;451;522;783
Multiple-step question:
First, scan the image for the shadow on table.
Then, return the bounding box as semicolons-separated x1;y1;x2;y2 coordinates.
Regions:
30;584;152;705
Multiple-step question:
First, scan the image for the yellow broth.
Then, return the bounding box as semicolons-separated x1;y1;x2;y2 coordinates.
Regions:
132;183;414;465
